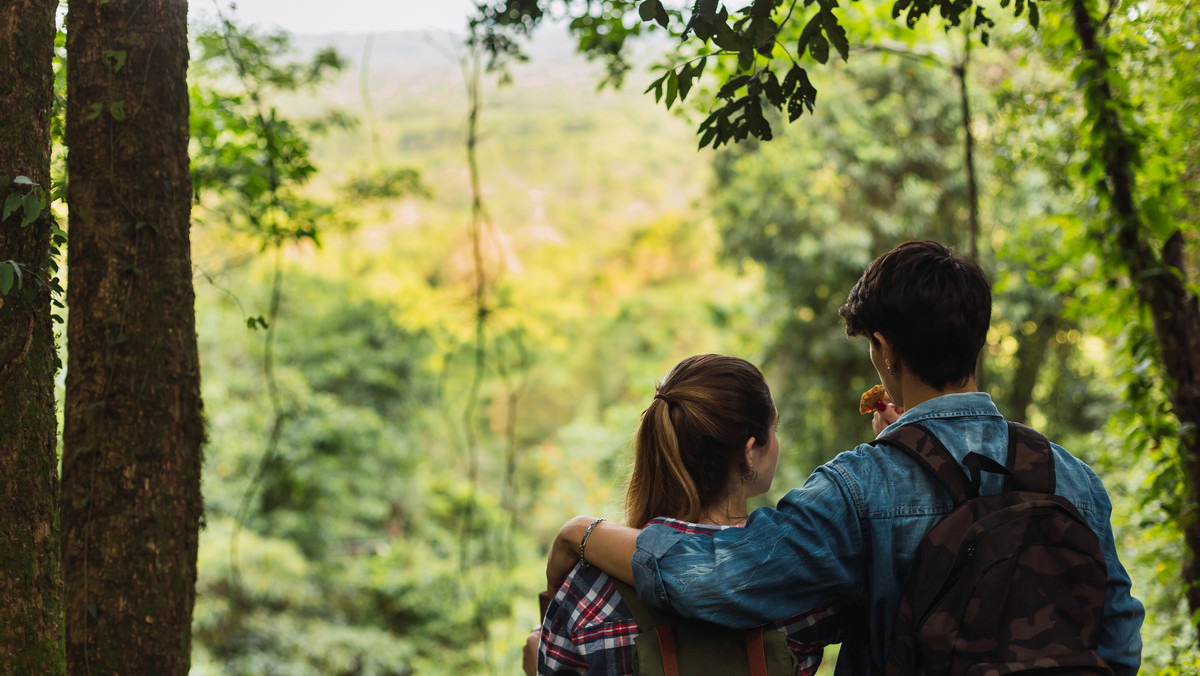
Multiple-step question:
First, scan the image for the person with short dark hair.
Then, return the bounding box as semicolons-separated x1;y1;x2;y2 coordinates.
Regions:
839;239;990;392
541;241;1145;675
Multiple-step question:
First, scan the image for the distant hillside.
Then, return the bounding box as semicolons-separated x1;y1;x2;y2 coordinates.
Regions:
260;26;712;240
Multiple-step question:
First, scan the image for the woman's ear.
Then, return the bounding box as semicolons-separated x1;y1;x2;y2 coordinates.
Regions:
743;436;758;467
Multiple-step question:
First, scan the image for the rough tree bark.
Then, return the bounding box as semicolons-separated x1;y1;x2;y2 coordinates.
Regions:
0;0;64;672
62;0;204;673
1070;0;1200;638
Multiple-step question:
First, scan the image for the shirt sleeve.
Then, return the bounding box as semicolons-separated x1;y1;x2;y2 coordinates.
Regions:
1085;467;1145;676
631;463;864;628
538;564;639;676
538;568;589;675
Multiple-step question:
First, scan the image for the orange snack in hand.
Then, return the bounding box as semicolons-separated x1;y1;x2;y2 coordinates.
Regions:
859;384;888;415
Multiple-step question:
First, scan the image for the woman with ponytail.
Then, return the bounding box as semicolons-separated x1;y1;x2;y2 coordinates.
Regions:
532;354;839;676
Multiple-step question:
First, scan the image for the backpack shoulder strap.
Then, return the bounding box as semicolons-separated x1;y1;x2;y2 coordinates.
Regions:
873;423;977;504
612;579;667;631
1005;421;1056;494
613;580;774;676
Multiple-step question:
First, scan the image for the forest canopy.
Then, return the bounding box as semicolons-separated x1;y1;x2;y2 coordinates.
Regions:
0;0;1197;673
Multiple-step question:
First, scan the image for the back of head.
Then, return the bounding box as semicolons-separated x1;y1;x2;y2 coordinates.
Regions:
626;354;774;529
839;240;991;390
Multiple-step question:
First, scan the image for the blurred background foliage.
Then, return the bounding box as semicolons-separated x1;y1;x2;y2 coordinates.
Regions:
157;1;1200;673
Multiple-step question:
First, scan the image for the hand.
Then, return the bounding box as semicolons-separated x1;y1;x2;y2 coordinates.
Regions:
871;402;904;435
522;628;540;676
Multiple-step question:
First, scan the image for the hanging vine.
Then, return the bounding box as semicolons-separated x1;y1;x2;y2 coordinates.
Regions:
191;4;347;583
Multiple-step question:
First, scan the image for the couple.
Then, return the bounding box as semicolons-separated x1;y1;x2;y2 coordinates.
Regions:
530;241;1144;676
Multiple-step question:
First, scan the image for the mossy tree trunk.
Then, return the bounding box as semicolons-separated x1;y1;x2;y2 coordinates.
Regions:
62;0;204;672
0;0;64;672
1069;0;1200;639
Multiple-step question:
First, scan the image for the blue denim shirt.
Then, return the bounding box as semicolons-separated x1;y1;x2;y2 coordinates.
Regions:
632;392;1144;676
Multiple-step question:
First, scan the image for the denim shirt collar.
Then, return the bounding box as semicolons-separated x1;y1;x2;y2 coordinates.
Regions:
876;391;1002;438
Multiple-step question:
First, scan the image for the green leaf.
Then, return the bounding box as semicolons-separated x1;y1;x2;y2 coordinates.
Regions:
0;263;13;296
655;1;670;28
110;100;126;121
3;193;20;221
86;103;103;120
786;67;817;120
821;10;849;61
638;0;657;22
717;75;752;99
19;192;43;227
665;69;679;109
677;65;695;101
796;15;823;58
809;34;829;64
13;175;35;186
712;21;747;51
644;71;669;97
1028;1;1039;28
102;49;127;73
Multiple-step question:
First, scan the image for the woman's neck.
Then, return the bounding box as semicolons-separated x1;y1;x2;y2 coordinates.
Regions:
696;496;749;526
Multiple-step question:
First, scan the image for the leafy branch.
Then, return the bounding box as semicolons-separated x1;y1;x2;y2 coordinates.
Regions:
471;0;1038;148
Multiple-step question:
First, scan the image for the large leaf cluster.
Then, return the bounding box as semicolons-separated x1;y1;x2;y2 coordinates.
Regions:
189;22;350;244
470;0;1040;147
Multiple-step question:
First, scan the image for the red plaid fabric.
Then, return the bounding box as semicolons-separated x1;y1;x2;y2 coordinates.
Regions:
536;517;841;675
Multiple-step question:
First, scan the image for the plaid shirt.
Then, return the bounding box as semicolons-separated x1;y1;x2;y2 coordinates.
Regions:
537;517;842;676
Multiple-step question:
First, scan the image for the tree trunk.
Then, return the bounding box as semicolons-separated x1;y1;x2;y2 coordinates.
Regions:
1070;0;1200;639
62;0;204;673
0;1;64;673
1005;300;1061;424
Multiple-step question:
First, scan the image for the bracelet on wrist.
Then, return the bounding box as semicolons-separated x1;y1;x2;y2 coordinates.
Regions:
578;517;605;568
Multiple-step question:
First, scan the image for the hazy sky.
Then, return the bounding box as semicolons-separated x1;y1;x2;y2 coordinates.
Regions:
191;0;477;34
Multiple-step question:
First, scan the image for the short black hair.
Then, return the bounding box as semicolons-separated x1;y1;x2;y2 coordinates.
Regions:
838;240;991;390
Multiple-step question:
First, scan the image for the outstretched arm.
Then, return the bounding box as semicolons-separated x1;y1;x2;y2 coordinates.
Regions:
546;516;638;592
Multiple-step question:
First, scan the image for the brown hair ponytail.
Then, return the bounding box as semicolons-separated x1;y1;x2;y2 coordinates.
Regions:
625;354;774;529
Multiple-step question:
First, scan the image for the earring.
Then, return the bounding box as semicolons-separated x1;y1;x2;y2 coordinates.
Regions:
886;359;897;376
742;465;758;483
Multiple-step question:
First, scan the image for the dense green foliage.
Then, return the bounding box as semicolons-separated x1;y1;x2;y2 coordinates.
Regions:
166;3;1200;673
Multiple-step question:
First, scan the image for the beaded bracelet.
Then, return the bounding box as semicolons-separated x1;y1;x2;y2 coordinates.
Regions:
578;517;606;568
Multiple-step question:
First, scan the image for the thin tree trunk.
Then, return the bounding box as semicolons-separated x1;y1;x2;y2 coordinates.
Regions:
1005;303;1061;424
957;36;978;263
0;1;64;672
1070;0;1200;638
62;0;204;673
955;35;985;389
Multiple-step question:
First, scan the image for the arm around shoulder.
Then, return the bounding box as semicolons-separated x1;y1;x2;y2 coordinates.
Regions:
547;516;638;593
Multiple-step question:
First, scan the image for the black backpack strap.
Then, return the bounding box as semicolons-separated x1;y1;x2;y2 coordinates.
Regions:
873;423;977;505
1004;421;1056;494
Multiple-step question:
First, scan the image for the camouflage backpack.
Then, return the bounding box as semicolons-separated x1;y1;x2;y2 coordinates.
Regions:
873;421;1113;676
611;580;805;676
